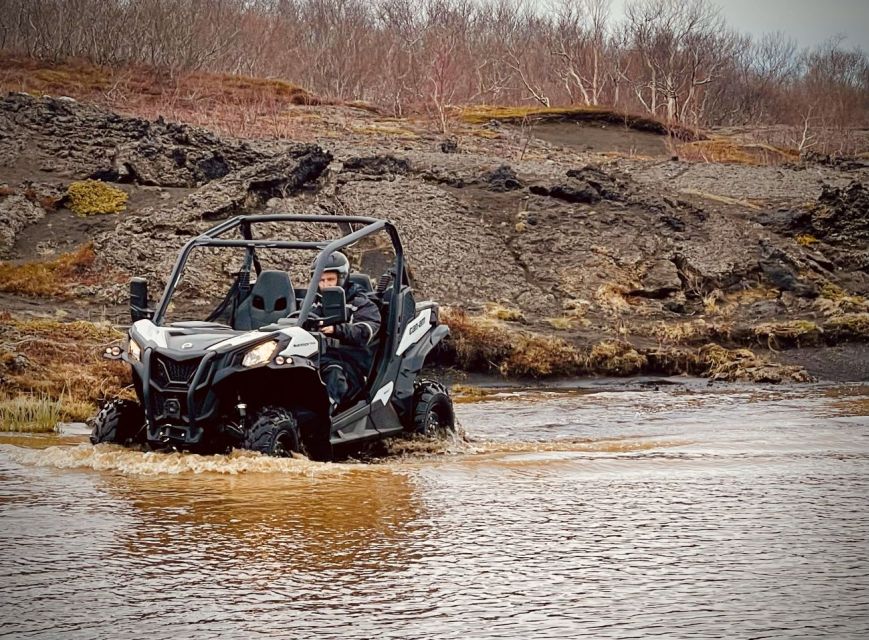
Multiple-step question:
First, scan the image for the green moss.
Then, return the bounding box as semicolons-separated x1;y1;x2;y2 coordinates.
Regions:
67;180;128;216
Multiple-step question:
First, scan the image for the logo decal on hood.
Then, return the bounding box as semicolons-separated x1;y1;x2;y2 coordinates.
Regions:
181;342;194;350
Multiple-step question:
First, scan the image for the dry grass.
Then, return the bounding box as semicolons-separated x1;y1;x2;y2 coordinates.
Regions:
501;333;583;377
676;138;798;165
677;188;762;210
485;303;526;323
0;393;62;432
0;316;131;424
753;320;823;348
586;340;647;375
67;180;128;216
815;284;868;316
698;343;812;383
0;244;106;297
441;307;582;377
796;234;820;247
546;316;573;330
350;123;419;139
728;284;780;305
650;319;711;344
459;105;700;140
823;313;869;341
442;307;811;381
0;55;321;139
594;283;633;314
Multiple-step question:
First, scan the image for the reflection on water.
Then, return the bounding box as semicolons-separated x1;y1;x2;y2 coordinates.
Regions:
1;383;868;639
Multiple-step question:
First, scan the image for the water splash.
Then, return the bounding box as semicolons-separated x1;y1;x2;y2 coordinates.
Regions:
0;443;362;477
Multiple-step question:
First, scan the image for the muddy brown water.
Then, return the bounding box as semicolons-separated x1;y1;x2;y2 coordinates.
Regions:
1;381;868;639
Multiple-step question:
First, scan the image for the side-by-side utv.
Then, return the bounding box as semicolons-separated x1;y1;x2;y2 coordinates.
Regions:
90;215;454;460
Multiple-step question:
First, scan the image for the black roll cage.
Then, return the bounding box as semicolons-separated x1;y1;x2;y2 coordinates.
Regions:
152;214;406;327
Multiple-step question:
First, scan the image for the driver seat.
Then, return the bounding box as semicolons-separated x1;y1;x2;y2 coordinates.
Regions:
233;271;296;330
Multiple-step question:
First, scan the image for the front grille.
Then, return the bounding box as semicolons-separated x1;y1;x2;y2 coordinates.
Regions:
153;354;202;387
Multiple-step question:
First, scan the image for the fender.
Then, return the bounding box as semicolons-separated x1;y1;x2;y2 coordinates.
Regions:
392;324;450;417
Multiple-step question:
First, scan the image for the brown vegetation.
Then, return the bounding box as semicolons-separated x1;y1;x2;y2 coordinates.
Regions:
460;105;700;140
676;139;799;165
0;244;104;297
441;307;582;377
0;316;130;422
0;1;865;148
442;308;811;382
0;55;320;138
753;320;823;348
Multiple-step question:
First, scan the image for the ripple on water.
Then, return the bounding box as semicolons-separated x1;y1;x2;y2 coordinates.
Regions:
0;384;867;639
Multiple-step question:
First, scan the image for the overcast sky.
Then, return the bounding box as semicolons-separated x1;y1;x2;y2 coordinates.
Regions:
609;0;869;51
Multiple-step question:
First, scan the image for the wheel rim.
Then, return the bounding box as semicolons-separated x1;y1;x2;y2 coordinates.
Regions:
426;410;442;437
273;432;296;457
425;403;453;437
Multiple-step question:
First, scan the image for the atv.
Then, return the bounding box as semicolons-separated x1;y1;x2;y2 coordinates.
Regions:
91;214;455;460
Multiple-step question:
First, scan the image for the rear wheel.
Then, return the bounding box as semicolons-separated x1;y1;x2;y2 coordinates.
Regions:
90;399;145;445
411;380;455;437
243;407;303;457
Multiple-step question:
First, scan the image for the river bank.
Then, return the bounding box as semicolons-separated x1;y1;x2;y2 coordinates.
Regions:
1;92;867;424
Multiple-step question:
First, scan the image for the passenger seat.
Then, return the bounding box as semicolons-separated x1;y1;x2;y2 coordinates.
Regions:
233;271;296;330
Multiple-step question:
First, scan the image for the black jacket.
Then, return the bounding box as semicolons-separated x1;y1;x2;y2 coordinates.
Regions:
330;283;381;374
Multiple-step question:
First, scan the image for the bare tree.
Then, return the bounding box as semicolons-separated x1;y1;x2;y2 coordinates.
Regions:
0;0;865;137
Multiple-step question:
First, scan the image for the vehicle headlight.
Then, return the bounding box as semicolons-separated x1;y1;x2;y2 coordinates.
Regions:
242;341;277;367
128;337;142;362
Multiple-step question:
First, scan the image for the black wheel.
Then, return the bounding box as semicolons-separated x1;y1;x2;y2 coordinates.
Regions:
89;399;145;445
411;380;455;437
243;407;303;457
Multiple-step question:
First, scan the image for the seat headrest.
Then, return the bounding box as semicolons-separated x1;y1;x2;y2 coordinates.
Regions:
347;272;373;293
233;270;296;331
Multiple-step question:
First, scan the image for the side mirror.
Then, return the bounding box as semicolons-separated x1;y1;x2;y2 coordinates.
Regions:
319;286;347;327
130;277;153;323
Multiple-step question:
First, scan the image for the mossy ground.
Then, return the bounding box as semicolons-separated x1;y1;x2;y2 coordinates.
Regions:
66;180;128;216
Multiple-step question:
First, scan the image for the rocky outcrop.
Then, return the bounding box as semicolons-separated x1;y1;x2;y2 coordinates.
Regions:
0;93;264;187
2;92;868;380
814;181;868;246
96;145;332;280
0;194;45;257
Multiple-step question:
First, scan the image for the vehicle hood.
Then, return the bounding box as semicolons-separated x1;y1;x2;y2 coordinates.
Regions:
132;319;245;354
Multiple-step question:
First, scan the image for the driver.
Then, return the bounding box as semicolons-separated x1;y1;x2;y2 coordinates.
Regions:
315;251;381;413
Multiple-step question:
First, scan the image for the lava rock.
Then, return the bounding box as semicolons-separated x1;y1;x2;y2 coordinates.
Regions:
343;155;410;176
482;165;523;192
629;259;682;298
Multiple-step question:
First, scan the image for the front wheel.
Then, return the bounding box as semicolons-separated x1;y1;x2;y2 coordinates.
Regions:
243;407;304;457
90;399;145;445
411;380;455;438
